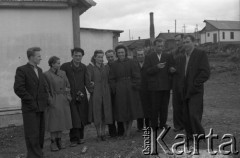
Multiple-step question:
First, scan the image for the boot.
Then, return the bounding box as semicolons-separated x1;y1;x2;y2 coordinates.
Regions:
50;139;59;152
56;138;66;149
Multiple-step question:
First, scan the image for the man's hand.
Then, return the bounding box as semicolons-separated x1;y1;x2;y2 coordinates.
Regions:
169;67;176;73
157;62;166;69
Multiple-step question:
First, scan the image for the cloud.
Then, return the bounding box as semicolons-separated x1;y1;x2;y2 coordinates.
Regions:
81;0;240;41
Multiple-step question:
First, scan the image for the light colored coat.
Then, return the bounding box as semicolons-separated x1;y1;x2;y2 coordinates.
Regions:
87;64;112;125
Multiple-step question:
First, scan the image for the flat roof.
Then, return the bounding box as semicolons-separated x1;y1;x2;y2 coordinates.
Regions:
80;27;124;34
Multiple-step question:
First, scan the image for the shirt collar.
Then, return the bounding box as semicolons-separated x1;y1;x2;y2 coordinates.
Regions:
28;62;37;68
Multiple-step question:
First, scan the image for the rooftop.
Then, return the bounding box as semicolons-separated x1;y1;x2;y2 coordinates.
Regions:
80;27;123;34
0;0;96;10
204;20;240;30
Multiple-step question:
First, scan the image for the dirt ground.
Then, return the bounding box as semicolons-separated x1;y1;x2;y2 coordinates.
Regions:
0;57;239;158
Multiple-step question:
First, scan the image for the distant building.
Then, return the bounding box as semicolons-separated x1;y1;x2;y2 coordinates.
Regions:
119;38;151;58
199;20;240;44
80;27;123;65
0;0;96;127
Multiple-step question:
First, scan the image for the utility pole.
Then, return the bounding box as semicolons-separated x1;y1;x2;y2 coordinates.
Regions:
175;19;176;34
129;30;131;40
183;24;186;33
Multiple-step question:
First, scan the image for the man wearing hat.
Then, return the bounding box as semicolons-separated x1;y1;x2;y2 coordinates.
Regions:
60;48;90;147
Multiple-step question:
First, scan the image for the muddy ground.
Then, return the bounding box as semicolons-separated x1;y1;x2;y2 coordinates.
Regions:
0;57;239;158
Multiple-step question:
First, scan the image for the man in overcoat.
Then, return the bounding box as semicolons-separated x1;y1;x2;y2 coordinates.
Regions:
60;47;90;147
105;49;124;137
182;35;210;138
136;49;150;130
14;47;49;158
171;34;185;132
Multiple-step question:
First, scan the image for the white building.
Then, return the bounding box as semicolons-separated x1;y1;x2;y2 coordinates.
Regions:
200;20;240;44
80;27;123;65
0;0;96;127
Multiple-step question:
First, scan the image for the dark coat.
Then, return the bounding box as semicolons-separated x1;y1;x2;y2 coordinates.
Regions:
183;48;210;135
60;61;90;128
109;58;143;121
144;52;174;91
14;63;49;113
184;48;210;99
171;47;186;97
137;61;151;118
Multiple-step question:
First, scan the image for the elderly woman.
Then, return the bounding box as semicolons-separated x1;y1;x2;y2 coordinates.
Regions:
87;50;113;141
44;56;72;151
109;45;143;138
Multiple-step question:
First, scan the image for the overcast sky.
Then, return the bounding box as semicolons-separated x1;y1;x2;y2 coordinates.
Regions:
81;0;240;41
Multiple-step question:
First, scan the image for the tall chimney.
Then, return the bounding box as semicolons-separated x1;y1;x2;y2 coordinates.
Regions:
150;12;155;44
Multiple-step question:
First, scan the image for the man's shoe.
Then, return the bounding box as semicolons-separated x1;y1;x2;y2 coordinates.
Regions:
78;139;85;144
50;139;59;152
56;138;66;149
173;128;184;132
101;135;106;141
70;141;78;147
159;124;170;130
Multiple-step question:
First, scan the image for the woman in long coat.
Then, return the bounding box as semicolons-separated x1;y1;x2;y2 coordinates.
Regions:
109;45;143;137
87;50;113;141
44;56;72;151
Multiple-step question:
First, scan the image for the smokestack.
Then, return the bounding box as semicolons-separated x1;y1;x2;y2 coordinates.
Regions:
150;12;155;44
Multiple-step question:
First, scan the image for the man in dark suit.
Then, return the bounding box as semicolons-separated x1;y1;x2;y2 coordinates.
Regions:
14;47;49;158
144;38;174;131
105;49;124;137
136;49;150;131
171;34;185;132
182;35;210;139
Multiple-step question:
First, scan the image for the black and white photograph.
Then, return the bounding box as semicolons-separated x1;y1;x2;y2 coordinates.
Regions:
0;0;239;157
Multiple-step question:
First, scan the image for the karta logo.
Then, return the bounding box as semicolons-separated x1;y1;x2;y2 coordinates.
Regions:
142;127;239;156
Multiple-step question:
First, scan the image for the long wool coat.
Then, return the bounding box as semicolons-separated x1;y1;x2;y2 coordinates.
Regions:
109;58;143;122
87;64;112;125
44;69;72;132
60;61;90;128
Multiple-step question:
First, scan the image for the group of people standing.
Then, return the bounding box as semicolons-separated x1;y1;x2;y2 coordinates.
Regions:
13;34;210;158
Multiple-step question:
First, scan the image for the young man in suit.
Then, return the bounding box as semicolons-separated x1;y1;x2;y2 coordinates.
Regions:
144;38;175;131
14;47;49;158
182;35;210;139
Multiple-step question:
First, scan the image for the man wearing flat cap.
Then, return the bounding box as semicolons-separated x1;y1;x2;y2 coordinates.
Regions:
60;47;91;147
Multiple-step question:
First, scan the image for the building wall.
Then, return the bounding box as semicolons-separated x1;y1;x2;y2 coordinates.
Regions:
200;30;240;44
200;33;206;44
0;8;74;109
80;29;114;65
219;30;240;42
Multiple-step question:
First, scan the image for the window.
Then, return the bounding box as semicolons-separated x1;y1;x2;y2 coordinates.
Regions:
207;33;210;37
230;32;234;39
222;32;225;39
